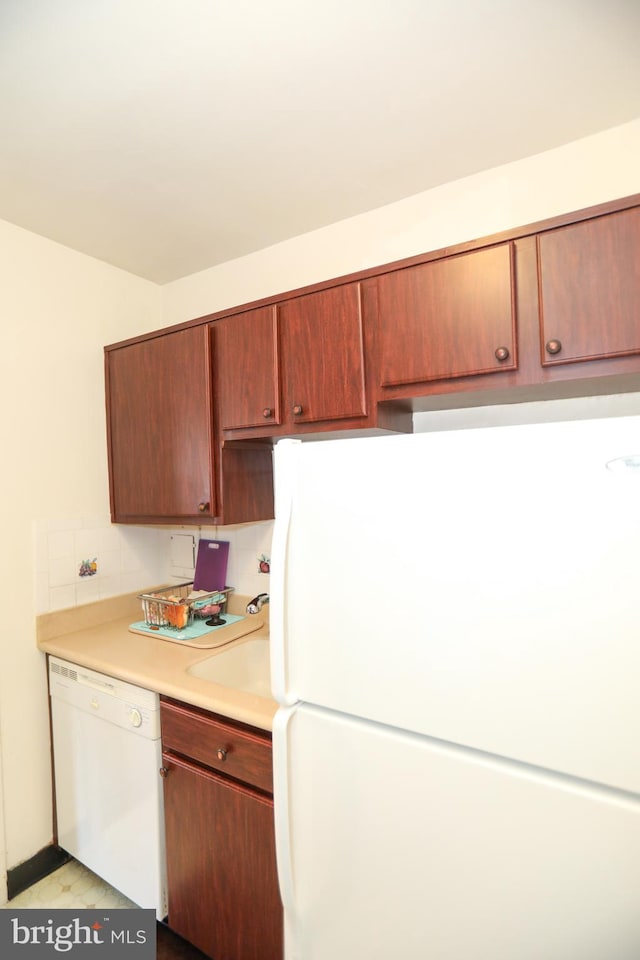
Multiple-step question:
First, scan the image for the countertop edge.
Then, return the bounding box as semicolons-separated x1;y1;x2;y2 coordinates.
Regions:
37;591;277;732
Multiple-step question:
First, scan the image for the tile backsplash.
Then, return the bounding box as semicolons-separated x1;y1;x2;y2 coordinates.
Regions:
33;517;274;613
197;522;273;601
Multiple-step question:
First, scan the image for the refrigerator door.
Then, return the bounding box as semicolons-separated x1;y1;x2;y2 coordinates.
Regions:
271;418;640;793
274;702;640;960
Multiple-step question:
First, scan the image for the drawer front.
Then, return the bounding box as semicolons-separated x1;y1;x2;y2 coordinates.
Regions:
161;699;273;793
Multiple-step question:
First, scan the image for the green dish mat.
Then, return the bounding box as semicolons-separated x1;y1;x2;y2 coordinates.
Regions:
129;612;244;642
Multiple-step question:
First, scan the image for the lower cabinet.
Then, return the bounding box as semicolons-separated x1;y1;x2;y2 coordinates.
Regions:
160;697;283;960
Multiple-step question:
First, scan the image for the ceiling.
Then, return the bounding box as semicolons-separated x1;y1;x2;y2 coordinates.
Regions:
1;0;639;284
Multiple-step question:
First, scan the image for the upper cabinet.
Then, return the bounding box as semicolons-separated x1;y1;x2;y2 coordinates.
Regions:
213;282;411;440
537;205;640;366
278;282;367;427
105;194;640;526
373;196;640;406
215;305;280;431
376;243;517;391
106;326;215;523
105;326;274;525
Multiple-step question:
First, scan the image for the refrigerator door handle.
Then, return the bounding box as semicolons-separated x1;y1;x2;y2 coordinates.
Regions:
271;439;301;706
272;704;298;922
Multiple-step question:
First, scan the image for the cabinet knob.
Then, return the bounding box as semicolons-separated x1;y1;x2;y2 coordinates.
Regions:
159;766;170;779
292;404;303;416
262;407;273;419
494;346;510;362
216;748;228;762
198;501;210;513
545;339;562;356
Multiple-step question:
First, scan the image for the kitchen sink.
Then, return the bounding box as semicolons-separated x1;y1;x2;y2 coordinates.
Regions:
188;637;272;698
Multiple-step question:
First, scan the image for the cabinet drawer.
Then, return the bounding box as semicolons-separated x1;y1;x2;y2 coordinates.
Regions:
160;698;273;794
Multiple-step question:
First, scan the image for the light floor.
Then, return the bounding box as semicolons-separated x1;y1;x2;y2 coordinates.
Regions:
2;859;209;958
1;858;138;910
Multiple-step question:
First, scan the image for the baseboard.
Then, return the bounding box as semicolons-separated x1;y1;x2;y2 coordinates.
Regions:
6;845;71;900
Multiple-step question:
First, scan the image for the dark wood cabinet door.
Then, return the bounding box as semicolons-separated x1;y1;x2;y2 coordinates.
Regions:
537;205;640;366
105;327;214;522
377;243;517;388
163;753;283;960
278;282;368;425
214;306;280;430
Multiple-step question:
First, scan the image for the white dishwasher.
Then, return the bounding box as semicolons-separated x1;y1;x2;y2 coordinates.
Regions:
48;656;167;918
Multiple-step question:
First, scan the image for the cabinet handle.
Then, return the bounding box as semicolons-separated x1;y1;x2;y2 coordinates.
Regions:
292;404;303;416
159;766;170;778
198;501;210;513
262;407;273;418
216;748;228;762
494;346;510;362
545;339;562;356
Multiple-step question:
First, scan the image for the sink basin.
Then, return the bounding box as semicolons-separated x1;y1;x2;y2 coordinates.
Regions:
188;638;272;698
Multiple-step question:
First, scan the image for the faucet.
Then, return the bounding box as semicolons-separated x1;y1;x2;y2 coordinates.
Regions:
246;593;269;614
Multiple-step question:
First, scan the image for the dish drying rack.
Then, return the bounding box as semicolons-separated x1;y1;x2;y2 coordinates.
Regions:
138;583;233;630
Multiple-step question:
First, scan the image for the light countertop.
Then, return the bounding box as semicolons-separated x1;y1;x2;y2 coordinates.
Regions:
37;589;277;732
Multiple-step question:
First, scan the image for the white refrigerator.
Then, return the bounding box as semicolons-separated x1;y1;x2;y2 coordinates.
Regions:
269;416;640;960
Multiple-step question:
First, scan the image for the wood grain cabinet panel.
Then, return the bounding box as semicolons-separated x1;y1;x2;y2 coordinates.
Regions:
212;280;402;440
105;326;274;525
377;243;517;389
278;282;368;426
214;305;280;430
162;754;282;960
537;205;640;366
107;195;640;506
160;699;283;960
106;326;215;522
161;698;273;793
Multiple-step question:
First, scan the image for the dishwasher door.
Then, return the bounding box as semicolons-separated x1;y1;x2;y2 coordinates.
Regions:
49;657;167;918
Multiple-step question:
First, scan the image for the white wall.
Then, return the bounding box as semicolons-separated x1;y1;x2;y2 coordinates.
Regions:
0;221;162;894
162;119;640;326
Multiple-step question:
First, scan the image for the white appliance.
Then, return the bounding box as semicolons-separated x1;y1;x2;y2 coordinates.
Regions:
270;417;640;960
49;656;167;918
